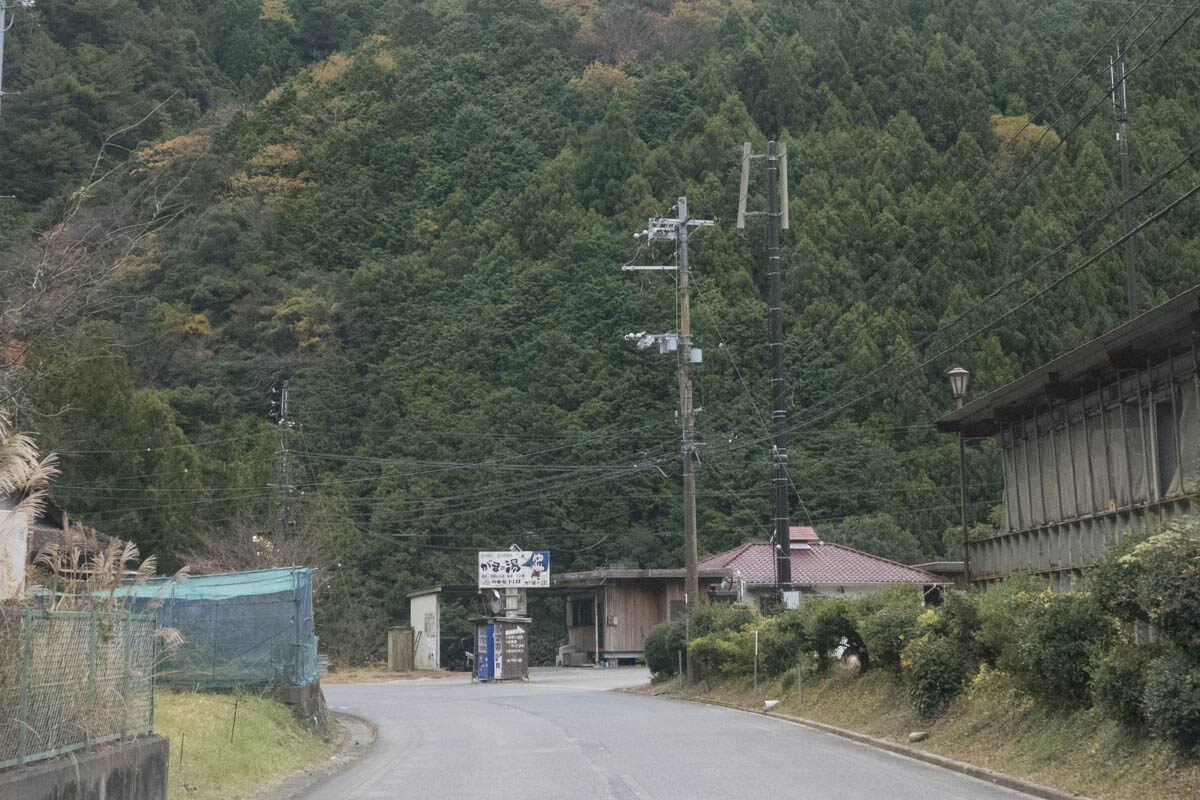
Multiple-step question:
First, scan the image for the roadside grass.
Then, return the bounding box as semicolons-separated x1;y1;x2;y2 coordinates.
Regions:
155;690;332;800
647;668;1200;800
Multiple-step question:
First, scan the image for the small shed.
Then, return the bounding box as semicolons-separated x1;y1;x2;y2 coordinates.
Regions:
408;586;442;670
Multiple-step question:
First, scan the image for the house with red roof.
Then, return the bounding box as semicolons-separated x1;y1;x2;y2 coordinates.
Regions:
552;526;947;664
702;526;948;609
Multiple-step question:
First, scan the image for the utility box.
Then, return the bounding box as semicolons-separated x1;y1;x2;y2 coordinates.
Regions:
474;616;530;682
387;625;414;672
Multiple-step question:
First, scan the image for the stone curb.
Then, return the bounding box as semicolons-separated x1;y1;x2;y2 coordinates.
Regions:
654;692;1092;800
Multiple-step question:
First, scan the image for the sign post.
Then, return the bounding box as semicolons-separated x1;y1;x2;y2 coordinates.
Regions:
473;550;548;682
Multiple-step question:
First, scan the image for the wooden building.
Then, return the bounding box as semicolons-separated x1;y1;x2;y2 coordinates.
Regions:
554;568;727;664
938;286;1200;589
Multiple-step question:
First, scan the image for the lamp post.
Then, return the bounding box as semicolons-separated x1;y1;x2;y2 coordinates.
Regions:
948;367;971;588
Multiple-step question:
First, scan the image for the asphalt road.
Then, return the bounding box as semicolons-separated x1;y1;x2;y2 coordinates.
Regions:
303;667;1032;800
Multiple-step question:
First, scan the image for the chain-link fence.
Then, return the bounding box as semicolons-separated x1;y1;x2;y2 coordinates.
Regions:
0;608;155;770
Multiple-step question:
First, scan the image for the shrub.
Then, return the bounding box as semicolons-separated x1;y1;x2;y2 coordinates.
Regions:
644;619;686;679
689;623;757;680
931;590;984;663
1092;521;1200;649
1017;592;1112;708
905;632;970;718
852;585;923;674
1090;532;1150;625
800;598;865;671
1091;639;1153;728
975;574;1043;674
688;601;758;639
1129;526;1200;648
1143;649;1200;751
759;608;813;676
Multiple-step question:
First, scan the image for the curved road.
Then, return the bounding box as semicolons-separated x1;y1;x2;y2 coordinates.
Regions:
305;667;1031;800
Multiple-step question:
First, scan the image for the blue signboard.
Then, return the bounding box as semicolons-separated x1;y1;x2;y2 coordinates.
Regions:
475;624;494;681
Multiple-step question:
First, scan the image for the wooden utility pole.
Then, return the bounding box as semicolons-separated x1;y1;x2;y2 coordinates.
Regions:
623;197;713;611
678;197;700;610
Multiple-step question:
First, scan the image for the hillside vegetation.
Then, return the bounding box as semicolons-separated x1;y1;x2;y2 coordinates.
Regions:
1;0;1199;659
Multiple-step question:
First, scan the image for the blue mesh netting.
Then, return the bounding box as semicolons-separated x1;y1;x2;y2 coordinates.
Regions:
119;567;318;688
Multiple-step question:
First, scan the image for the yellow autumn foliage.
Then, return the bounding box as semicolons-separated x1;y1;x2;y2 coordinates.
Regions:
568;61;635;99
152;303;214;340
259;0;294;24
230;144;311;201
133;134;211;172
991;113;1062;153
310;52;352;89
268;290;334;352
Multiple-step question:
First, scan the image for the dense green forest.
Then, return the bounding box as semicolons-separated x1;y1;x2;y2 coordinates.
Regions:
2;0;1199;660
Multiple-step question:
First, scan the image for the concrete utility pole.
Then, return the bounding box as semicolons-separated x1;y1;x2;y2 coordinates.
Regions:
623;197;714;610
1111;48;1137;319
739;141;792;594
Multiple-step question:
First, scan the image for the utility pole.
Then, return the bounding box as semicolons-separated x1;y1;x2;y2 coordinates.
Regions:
624;197;714;610
739;141;792;594
269;380;294;534
1111;47;1137;319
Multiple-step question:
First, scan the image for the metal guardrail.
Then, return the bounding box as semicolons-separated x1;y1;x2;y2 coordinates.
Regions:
0;607;154;770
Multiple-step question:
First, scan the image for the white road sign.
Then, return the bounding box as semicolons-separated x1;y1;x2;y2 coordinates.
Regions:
477;550;550;588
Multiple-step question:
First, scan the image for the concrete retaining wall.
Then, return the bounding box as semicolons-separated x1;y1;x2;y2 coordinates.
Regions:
0;735;168;800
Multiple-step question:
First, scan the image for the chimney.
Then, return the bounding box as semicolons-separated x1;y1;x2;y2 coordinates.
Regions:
789;526;818;550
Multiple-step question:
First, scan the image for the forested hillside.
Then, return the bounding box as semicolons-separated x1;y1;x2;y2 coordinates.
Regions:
2;0;1199;659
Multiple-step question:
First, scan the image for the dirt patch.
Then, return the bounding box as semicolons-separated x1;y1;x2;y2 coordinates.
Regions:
322;668;459;684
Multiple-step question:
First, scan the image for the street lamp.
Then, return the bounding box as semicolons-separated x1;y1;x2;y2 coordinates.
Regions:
947;367;971;588
947;366;969;409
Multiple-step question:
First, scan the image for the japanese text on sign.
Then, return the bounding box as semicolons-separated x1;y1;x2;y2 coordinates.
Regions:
477;550;550;588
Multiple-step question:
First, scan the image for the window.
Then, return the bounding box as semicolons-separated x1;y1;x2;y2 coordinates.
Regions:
571;598;594;627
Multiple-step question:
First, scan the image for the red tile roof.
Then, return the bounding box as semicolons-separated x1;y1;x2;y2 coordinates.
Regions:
698;541;943;586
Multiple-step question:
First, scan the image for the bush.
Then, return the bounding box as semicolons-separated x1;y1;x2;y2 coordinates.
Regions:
905;632;970;718
800;598;865;671
931;590;984;663
1090;532;1150;625
688;602;759;639
1143;649;1200;751
1091;639;1153;728
852;586;922;674
1017;592;1112;708
644;619;686;679
975;574;1043;674
1092;521;1200;649
689;623;757;680
759;609;813;676
1129;526;1200;648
